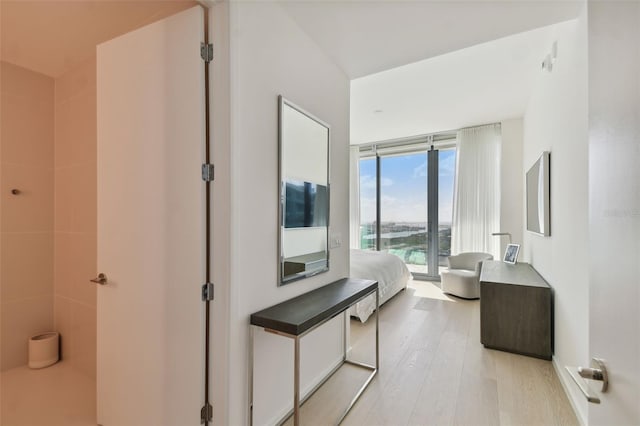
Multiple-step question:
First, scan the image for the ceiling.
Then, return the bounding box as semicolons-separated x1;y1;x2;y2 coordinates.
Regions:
280;1;583;79
0;0;196;78
350;21;573;144
279;1;583;145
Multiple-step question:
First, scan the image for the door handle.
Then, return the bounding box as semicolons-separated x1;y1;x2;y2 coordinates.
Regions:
565;358;609;403
90;273;108;285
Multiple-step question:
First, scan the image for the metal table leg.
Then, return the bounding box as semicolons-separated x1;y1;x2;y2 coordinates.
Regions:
294;335;301;425
337;288;379;425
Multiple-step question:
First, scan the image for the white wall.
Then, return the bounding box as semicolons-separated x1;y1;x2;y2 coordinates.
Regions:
223;2;351;425
500;118;524;256
522;12;589;424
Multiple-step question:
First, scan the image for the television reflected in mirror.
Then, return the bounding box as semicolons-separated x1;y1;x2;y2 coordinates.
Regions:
278;96;330;284
284;180;328;229
526;151;550;236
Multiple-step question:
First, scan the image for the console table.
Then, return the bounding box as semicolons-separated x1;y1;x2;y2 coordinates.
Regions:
480;261;552;360
249;278;379;425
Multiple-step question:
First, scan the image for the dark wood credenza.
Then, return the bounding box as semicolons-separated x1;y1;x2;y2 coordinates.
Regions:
480;260;553;360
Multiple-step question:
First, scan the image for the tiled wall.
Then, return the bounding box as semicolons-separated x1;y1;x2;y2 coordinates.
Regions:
0;56;97;377
0;62;55;371
53;56;97;379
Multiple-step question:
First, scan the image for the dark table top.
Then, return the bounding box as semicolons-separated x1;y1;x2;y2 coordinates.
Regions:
480;260;549;288
250;278;378;336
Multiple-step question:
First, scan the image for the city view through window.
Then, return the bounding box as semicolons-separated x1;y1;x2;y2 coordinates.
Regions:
359;149;456;276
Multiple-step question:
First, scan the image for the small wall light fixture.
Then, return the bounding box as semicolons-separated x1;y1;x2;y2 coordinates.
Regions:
542;54;553;72
542;41;558;72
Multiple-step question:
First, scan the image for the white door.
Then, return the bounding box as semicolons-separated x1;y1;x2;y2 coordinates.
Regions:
588;1;639;424
96;6;206;425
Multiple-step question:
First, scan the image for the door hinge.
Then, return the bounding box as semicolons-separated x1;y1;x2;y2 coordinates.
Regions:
201;42;213;62
202;163;215;182
200;402;213;424
202;282;214;301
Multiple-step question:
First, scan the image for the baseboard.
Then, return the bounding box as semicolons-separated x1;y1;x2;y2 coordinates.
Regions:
552;356;587;426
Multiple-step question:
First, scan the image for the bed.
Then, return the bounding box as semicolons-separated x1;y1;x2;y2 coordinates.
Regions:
349;249;412;322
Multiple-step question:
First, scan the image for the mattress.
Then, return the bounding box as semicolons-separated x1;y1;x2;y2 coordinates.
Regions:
349;249;411;322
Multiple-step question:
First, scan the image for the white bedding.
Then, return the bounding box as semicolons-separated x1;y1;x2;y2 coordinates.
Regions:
349;249;411;322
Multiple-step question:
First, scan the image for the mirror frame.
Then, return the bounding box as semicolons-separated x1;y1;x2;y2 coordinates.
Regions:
278;95;331;285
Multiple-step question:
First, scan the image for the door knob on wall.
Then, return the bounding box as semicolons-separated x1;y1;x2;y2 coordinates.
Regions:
90;273;108;285
566;358;609;403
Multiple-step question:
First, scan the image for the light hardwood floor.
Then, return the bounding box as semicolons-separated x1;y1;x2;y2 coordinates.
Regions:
285;280;578;426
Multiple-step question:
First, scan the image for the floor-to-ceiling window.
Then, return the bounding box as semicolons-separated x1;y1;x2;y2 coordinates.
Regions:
380;152;428;272
358;140;456;280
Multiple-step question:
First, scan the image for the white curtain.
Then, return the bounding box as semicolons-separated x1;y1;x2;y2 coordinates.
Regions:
451;124;501;259
349;146;361;249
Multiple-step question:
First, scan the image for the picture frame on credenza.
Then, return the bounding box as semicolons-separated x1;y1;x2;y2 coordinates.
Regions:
503;243;520;265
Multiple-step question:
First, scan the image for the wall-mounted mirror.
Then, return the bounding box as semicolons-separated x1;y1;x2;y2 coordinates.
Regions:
279;96;330;285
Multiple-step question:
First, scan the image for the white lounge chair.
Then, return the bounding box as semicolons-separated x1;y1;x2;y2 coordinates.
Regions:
440;252;493;299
